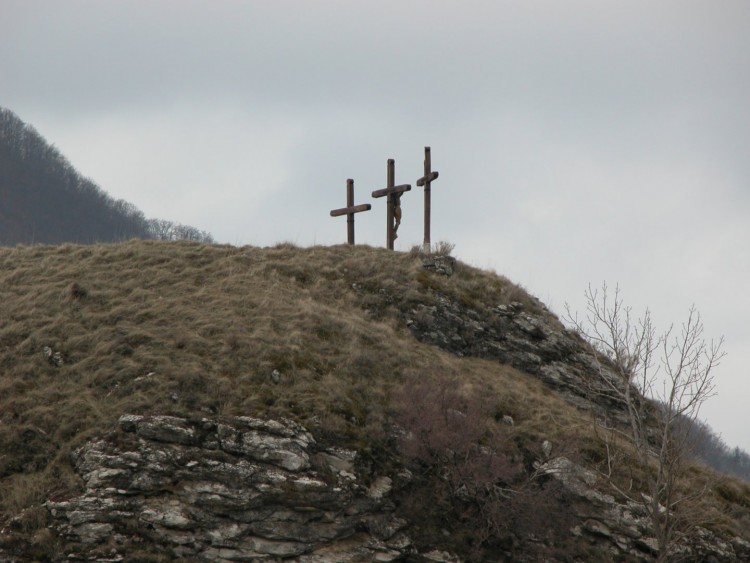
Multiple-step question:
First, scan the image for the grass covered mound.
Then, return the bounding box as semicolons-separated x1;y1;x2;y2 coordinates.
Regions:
0;242;558;508
0;240;748;559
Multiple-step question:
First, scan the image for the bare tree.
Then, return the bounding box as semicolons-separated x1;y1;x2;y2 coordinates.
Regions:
566;283;725;562
146;218;215;243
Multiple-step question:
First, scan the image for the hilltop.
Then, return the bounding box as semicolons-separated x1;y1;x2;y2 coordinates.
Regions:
0;241;749;562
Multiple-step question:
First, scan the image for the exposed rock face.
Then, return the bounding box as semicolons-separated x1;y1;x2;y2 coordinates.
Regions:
404;293;627;420
420;256;456;277
46;414;415;562
540;456;750;562
401;289;750;561
34;413;749;563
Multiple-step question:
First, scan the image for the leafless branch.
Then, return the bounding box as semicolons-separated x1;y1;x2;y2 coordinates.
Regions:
566;283;724;562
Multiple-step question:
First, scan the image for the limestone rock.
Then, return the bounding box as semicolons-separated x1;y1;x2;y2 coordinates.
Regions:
541;439;552;459
543;456;747;562
405;291;630;423
421;255;456;276
46;414;421;562
42;345;64;367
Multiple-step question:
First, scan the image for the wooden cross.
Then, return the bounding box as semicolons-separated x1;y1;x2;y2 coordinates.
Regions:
371;159;411;250
330;178;371;245
416;146;439;251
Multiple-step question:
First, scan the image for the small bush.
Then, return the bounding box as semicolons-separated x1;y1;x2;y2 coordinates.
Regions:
393;375;579;559
431;240;456;256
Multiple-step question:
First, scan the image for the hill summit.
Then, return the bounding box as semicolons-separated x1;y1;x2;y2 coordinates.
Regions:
0;241;749;562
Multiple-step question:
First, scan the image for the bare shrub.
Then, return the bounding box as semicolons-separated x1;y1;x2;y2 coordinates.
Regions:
431;240;456;256
393;375;579;559
566;283;725;561
410;240;455;256
396;378;518;486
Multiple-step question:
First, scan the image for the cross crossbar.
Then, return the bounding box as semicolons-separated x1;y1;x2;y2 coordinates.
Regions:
416;171;439;187
330;204;371;217
371;184;411;199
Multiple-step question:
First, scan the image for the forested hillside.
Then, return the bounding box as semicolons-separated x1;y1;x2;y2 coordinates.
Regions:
0;107;212;245
692;419;750;482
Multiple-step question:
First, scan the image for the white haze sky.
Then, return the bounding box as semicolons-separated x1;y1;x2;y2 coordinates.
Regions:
2;1;749;452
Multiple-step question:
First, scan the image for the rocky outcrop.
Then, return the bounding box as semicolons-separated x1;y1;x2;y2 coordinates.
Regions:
540;456;750;562
404;292;628;421
46;414;418;562
420;256;456;277
34;413;749;563
400;283;750;561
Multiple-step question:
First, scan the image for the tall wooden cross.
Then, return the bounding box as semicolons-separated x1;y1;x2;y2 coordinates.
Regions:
416;146;439;251
329;178;371;245
371;159;411;250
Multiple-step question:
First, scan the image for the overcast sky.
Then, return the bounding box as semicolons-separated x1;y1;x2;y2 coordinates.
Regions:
2;1;749;452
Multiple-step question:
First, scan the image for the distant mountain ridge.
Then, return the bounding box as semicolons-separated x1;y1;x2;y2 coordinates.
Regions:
0;107;213;245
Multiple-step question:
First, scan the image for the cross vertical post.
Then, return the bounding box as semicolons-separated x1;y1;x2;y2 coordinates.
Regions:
346;179;356;244
386;159;395;249
330;178;371;245
371;159;411;250
416;146;439;252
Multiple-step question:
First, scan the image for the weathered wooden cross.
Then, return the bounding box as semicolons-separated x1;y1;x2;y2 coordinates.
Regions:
371;159;411;250
329;178;371;245
416;146;439;251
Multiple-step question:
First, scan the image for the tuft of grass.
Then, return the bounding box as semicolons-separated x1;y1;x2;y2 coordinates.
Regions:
410;240;456;256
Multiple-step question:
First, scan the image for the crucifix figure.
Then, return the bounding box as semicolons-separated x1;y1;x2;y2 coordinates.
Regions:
330;178;371;245
416;146;439;251
371;159;411;250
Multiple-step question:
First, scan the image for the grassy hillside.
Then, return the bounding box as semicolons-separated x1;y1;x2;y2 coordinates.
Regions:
1;241;749;559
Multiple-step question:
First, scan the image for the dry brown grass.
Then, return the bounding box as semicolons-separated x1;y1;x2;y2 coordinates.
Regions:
0;239;748;552
0;241;557;514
